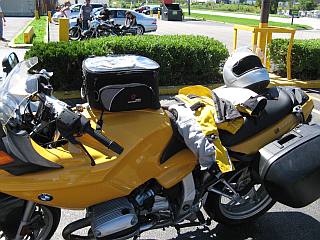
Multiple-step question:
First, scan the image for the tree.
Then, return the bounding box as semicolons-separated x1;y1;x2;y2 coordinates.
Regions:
256;0;262;8
270;0;280;14
298;0;317;10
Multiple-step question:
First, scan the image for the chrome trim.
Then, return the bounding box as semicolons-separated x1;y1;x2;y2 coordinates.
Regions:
177;173;196;219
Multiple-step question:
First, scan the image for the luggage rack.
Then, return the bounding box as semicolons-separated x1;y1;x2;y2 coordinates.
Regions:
233;25;295;80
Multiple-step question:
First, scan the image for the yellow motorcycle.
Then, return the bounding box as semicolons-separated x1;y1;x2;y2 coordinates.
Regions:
0;53;319;240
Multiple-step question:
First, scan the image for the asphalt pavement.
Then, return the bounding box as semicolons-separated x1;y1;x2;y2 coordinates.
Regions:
0;17;30;78
155;19;320;51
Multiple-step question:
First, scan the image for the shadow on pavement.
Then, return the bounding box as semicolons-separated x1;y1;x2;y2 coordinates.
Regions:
169;212;320;240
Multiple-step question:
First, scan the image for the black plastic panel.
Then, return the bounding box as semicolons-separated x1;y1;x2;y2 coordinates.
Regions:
259;124;320;208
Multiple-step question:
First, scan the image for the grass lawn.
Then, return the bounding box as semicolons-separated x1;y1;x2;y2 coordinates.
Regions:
183;8;290;18
14;16;48;44
189;13;312;30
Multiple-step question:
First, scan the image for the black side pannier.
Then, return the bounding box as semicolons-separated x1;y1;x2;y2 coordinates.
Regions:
82;55;160;111
259;124;320;208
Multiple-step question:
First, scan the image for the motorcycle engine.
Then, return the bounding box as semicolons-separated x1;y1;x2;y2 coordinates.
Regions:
135;189;169;213
89;197;139;239
89;188;170;239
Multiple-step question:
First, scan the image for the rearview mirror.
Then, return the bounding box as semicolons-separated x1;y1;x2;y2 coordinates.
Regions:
2;52;19;74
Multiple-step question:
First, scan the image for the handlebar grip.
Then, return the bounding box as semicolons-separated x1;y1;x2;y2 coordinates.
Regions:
86;127;124;155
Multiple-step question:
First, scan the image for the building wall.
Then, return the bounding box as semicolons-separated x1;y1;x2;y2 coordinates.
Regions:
0;0;36;17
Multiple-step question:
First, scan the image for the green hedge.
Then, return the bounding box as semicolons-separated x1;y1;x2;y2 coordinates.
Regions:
25;35;229;91
269;39;320;80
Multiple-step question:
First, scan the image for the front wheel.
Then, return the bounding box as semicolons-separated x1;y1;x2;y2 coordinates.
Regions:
69;27;81;41
204;167;275;225
0;204;61;239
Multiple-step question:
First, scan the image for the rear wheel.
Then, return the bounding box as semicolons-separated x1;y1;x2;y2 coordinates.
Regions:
204;167;275;225
136;25;144;35
0;204;61;240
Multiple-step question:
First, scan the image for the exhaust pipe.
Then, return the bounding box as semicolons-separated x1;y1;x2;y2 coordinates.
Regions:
62;217;91;240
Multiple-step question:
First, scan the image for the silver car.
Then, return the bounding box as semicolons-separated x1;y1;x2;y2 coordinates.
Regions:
69;8;157;34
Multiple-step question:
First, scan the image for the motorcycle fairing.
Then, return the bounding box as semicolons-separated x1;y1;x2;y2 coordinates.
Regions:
0;130;62;175
0;109;197;209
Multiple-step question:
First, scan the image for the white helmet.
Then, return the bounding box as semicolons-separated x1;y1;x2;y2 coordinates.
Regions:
223;47;270;93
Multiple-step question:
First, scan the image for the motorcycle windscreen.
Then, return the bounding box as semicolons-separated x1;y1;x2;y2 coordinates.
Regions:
0;57;39;125
259;124;320;208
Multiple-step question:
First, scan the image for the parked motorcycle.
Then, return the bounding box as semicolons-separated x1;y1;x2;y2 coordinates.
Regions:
69;18;113;41
0;52;319;240
69;18;141;41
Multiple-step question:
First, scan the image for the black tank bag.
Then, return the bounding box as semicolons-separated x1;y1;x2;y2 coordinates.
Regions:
82;55;161;111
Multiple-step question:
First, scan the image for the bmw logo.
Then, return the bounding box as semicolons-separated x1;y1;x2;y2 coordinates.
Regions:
38;193;53;202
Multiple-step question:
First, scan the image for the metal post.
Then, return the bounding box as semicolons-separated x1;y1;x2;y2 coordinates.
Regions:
233;28;238;51
48;11;52;23
188;0;191;16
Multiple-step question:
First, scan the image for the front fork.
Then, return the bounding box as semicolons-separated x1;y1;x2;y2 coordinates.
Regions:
14;201;36;240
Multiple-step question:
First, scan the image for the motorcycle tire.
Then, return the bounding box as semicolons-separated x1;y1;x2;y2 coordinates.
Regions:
69;27;81;41
0;203;61;240
204;168;275;225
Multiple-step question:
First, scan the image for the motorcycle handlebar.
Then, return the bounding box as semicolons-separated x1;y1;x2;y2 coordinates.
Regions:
56;108;124;155
83;124;124;155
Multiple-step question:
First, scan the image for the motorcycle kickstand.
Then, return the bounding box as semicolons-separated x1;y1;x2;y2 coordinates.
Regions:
14;201;36;240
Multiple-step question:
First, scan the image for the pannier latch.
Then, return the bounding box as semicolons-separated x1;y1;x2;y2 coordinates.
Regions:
292;105;304;123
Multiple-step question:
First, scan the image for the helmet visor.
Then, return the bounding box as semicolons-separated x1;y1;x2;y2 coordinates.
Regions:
232;55;264;77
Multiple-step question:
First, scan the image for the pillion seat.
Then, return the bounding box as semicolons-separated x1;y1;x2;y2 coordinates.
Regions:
219;87;307;147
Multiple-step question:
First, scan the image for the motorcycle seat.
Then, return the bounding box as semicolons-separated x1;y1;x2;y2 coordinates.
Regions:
219;87;299;147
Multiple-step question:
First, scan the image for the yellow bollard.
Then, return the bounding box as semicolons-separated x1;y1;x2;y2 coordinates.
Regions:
48;11;52;23
150;9;153;16
59;18;69;42
35;10;40;19
158;9;161;19
257;23;268;63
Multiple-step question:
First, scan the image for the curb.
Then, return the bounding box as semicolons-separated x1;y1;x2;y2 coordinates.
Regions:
8;17;35;48
54;79;320;100
9;17;49;48
54;84;224;100
269;79;320;89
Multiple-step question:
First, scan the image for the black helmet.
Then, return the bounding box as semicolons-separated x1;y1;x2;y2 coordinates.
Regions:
223;47;270;93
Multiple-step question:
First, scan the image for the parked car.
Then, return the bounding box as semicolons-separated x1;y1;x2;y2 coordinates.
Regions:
52;3;104;22
143;6;162;15
70;8;157;34
135;5;150;13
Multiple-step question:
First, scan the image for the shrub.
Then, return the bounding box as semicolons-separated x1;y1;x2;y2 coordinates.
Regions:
25;39;112;90
25;35;229;91
269;39;320;80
